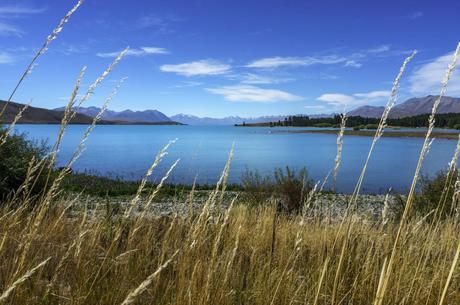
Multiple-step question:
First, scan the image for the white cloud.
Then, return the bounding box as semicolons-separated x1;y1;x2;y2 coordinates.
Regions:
0;51;13;64
245;55;346;69
97;47;168;58
317;90;390;109
354;91;390;99
409;50;460;96
0;22;22;36
344;60;362;68
239;73;293;84
206;85;301;103
366;45;391;54
245;45;405;70
160;60;231;76
0;6;45;16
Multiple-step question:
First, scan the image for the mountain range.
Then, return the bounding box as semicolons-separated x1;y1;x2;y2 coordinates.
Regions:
3;95;460;125
347;96;460;118
53;106;171;123
0;101;180;125
170;114;294;126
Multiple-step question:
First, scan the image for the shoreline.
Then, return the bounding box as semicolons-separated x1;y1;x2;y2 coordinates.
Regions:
272;129;460;139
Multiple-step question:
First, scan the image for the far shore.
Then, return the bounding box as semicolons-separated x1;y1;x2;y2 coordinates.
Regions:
273;129;460;139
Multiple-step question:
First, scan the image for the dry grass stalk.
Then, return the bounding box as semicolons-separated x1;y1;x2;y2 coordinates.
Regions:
120;250;179;305
49;67;87;166
375;42;460;305
435;133;460;218
313;257;329;305
438;239;460;305
333;113;347;190
123;138;177;219
350;50;417;207
0;257;51;303
381;189;392;227
0;103;29;147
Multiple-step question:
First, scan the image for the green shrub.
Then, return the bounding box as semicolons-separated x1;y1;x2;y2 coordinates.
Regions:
0;127;49;200
453;124;460;130
242;166;314;214
395;170;458;221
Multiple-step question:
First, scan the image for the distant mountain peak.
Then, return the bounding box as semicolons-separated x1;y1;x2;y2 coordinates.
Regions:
53;106;171;123
347;95;460;118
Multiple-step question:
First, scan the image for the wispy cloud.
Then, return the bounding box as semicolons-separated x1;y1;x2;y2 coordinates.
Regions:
133;14;180;34
0;5;45;17
0;5;45;36
97;47;169;58
206;85;302;103
171;81;203;88
245;55;346;69
160;60;231;76
239;73;294;84
409;50;460;96
59;43;89;55
0;51;14;64
406;11;423;20
317;90;390;109
344;60;362;68
0;22;22;36
246;45;404;70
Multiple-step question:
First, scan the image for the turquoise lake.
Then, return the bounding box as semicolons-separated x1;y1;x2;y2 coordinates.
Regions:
12;124;459;193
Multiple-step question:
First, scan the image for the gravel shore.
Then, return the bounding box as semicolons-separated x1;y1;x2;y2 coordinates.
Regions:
64;191;402;222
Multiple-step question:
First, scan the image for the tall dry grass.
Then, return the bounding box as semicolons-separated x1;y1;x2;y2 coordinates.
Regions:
0;200;459;305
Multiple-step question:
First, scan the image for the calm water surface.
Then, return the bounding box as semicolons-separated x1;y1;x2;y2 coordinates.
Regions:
13;125;459;193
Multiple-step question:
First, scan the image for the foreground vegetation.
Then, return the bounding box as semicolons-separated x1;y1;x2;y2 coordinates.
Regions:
1;198;459;305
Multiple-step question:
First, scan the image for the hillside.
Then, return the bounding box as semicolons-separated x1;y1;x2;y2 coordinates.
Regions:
0;101;182;125
348;96;460;118
0;100;98;124
54;106;172;123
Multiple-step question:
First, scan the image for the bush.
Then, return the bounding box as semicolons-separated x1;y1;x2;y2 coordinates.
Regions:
241;167;314;214
395;170;459;221
414;170;458;219
0;127;49;200
453;124;460;130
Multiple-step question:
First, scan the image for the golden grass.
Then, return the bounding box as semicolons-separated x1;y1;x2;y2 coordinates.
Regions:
0;202;459;305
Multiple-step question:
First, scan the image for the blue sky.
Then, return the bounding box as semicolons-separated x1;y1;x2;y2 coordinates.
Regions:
0;0;459;118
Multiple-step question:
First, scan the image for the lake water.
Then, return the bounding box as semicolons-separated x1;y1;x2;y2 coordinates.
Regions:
12;124;459;194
